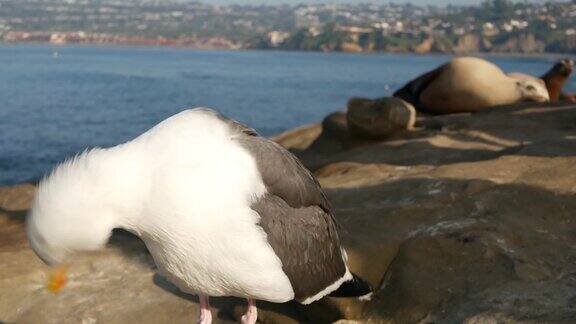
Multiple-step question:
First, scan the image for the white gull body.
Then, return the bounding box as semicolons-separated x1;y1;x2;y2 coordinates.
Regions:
27;108;371;323
130;110;295;301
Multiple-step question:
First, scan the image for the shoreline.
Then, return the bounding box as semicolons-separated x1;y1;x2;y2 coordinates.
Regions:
1;41;573;60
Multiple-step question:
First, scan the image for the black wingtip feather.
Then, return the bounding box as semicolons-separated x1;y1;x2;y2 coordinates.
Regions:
329;273;372;300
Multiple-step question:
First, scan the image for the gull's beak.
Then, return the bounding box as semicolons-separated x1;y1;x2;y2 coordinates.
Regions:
46;264;68;293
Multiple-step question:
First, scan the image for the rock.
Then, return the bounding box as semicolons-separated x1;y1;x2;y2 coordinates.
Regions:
431;35;453;53
3;103;576;323
306;103;576;322
288;111;385;171
346;97;416;139
493;33;545;53
452;34;492;53
341;42;363;53
0;184;35;211
306;111;351;156
270;123;321;151
453;34;481;54
414;36;434;54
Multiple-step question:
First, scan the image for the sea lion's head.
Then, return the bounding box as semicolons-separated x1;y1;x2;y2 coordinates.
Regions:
541;58;574;102
517;79;550;103
552;58;574;77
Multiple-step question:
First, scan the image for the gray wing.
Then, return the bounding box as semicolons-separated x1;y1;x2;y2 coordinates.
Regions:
229;125;346;301
251;194;346;301
212;107;330;211
238;135;332;213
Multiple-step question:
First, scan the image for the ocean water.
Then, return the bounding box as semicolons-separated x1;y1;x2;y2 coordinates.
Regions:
1;44;574;185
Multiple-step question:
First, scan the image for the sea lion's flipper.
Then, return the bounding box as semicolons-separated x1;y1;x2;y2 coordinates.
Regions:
393;64;447;113
560;92;576;103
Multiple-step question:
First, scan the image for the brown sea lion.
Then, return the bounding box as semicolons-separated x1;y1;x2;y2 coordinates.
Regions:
507;72;553;101
393;65;443;113
507;72;546;88
560;92;576;103
540;58;574;102
394;57;549;114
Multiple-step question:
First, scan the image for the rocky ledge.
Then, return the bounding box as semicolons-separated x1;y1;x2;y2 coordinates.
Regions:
3;103;576;323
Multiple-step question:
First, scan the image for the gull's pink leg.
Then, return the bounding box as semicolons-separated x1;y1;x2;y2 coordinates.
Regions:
198;295;212;324
241;298;257;324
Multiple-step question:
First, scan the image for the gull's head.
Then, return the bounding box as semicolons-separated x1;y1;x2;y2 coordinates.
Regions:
26;151;119;290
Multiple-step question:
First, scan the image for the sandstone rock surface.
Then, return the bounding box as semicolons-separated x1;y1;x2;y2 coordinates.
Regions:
346;97;416;139
2;103;576;323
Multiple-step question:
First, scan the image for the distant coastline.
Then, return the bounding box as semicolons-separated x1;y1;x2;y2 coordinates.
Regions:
1;35;574;58
2;1;575;56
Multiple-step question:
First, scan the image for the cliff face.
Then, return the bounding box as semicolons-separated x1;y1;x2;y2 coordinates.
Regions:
419;33;547;55
2;103;576;323
493;33;546;53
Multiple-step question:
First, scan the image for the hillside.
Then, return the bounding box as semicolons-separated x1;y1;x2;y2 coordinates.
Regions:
1;0;575;54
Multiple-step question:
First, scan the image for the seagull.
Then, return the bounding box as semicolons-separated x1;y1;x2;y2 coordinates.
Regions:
27;108;372;324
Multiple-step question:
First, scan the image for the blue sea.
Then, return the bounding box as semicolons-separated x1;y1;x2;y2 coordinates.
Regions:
1;44;574;185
